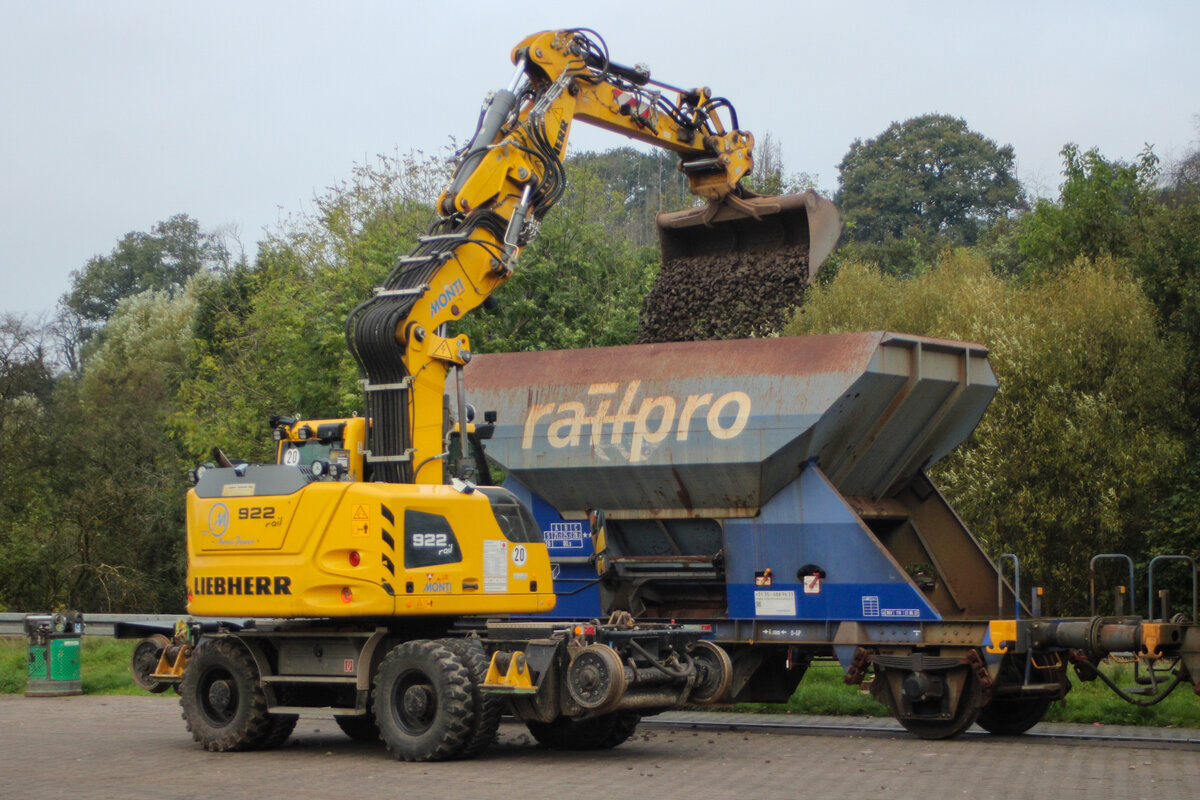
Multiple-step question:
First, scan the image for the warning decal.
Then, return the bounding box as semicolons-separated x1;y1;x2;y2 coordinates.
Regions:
351;505;369;537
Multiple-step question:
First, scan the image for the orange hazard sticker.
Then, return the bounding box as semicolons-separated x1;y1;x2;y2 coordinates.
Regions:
352;505;368;520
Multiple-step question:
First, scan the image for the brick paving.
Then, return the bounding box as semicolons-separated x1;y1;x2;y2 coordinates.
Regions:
2;695;1198;800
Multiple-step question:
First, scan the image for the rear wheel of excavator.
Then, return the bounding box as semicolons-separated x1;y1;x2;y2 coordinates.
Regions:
525;711;642;750
334;711;379;742
373;640;473;762
179;637;286;751
440;637;502;758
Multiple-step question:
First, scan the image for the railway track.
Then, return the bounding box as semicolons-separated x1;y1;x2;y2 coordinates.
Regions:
642;711;1200;750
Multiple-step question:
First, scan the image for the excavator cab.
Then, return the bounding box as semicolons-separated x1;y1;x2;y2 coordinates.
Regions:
271;415;366;482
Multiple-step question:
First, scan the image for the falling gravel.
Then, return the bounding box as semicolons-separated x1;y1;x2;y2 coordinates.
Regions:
637;244;811;343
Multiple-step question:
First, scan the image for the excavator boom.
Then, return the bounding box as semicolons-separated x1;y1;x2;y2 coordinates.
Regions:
347;29;840;483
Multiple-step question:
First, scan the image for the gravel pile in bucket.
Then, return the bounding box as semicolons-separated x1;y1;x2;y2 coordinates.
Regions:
637;244;811;343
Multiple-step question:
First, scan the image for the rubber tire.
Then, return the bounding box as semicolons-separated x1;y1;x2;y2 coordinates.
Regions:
441;638;502;758
373;640;473;762
334;712;380;742
179;638;274;752
976;696;1051;736
600;711;642;748
131;635;171;694
526;711;642;750
260;714;298;749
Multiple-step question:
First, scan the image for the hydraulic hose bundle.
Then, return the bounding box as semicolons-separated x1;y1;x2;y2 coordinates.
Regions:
345;212;509;483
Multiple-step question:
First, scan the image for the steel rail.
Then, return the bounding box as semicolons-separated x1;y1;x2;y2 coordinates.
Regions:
638;714;1200;748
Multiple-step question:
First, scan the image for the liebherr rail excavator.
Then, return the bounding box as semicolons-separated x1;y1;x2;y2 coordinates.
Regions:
135;30;839;762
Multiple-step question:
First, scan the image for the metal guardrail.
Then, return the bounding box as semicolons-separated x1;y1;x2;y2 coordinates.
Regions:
0;612;184;637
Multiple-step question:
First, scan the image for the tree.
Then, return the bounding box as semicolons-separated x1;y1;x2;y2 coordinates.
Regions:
1017;144;1160;273
787;251;1186;613
455;168;656;353
835;114;1024;273
743;132;819;197
61;214;229;352
44;287;200;611
174;153;438;462
564;148;693;248
0;315;56;610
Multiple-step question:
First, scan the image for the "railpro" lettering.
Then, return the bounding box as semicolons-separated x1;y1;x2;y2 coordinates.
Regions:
521;380;751;462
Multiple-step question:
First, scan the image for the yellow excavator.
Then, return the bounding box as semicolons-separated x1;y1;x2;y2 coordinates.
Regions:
166;29;837;762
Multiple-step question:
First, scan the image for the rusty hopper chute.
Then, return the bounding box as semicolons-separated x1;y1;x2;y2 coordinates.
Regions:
463;332;996;519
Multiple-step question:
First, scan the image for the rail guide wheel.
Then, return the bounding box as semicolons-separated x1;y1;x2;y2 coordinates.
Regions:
566;643;627;711
131;634;172;694
689;641;733;704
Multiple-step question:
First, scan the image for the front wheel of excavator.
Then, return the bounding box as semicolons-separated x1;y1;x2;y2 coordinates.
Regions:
525;710;642;750
373;640;474;762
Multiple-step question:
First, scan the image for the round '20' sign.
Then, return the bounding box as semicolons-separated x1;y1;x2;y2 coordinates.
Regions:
512;544;528;566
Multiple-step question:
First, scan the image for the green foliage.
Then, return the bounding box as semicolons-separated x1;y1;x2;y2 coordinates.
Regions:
0;318;56;611
1017;144;1160;274
174;154;436;461
562;147;693;248
45;288;199;611
835;114;1024;275
454;169;657;352
61;214;229;349
0;316;53;516
788;252;1186;612
836;114;1025;242
0;636;165;695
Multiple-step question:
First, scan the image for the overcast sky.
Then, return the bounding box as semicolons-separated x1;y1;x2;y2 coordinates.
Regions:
2;1;1197;319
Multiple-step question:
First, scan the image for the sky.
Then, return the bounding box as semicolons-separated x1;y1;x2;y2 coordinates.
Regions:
2;1;1197;319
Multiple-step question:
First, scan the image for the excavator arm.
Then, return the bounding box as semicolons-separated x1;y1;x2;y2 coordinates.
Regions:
347;28;830;485
438;29;755;220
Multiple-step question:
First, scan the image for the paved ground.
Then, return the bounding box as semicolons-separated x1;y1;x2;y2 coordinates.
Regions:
3;695;1199;800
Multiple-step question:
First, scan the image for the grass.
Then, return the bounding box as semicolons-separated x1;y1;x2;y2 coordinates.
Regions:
0;636;164;697
4;636;1199;727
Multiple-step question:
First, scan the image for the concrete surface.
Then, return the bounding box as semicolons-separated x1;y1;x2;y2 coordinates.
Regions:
2;695;1198;800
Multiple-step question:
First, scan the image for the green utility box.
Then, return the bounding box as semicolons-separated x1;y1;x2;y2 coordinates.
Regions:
25;612;84;697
